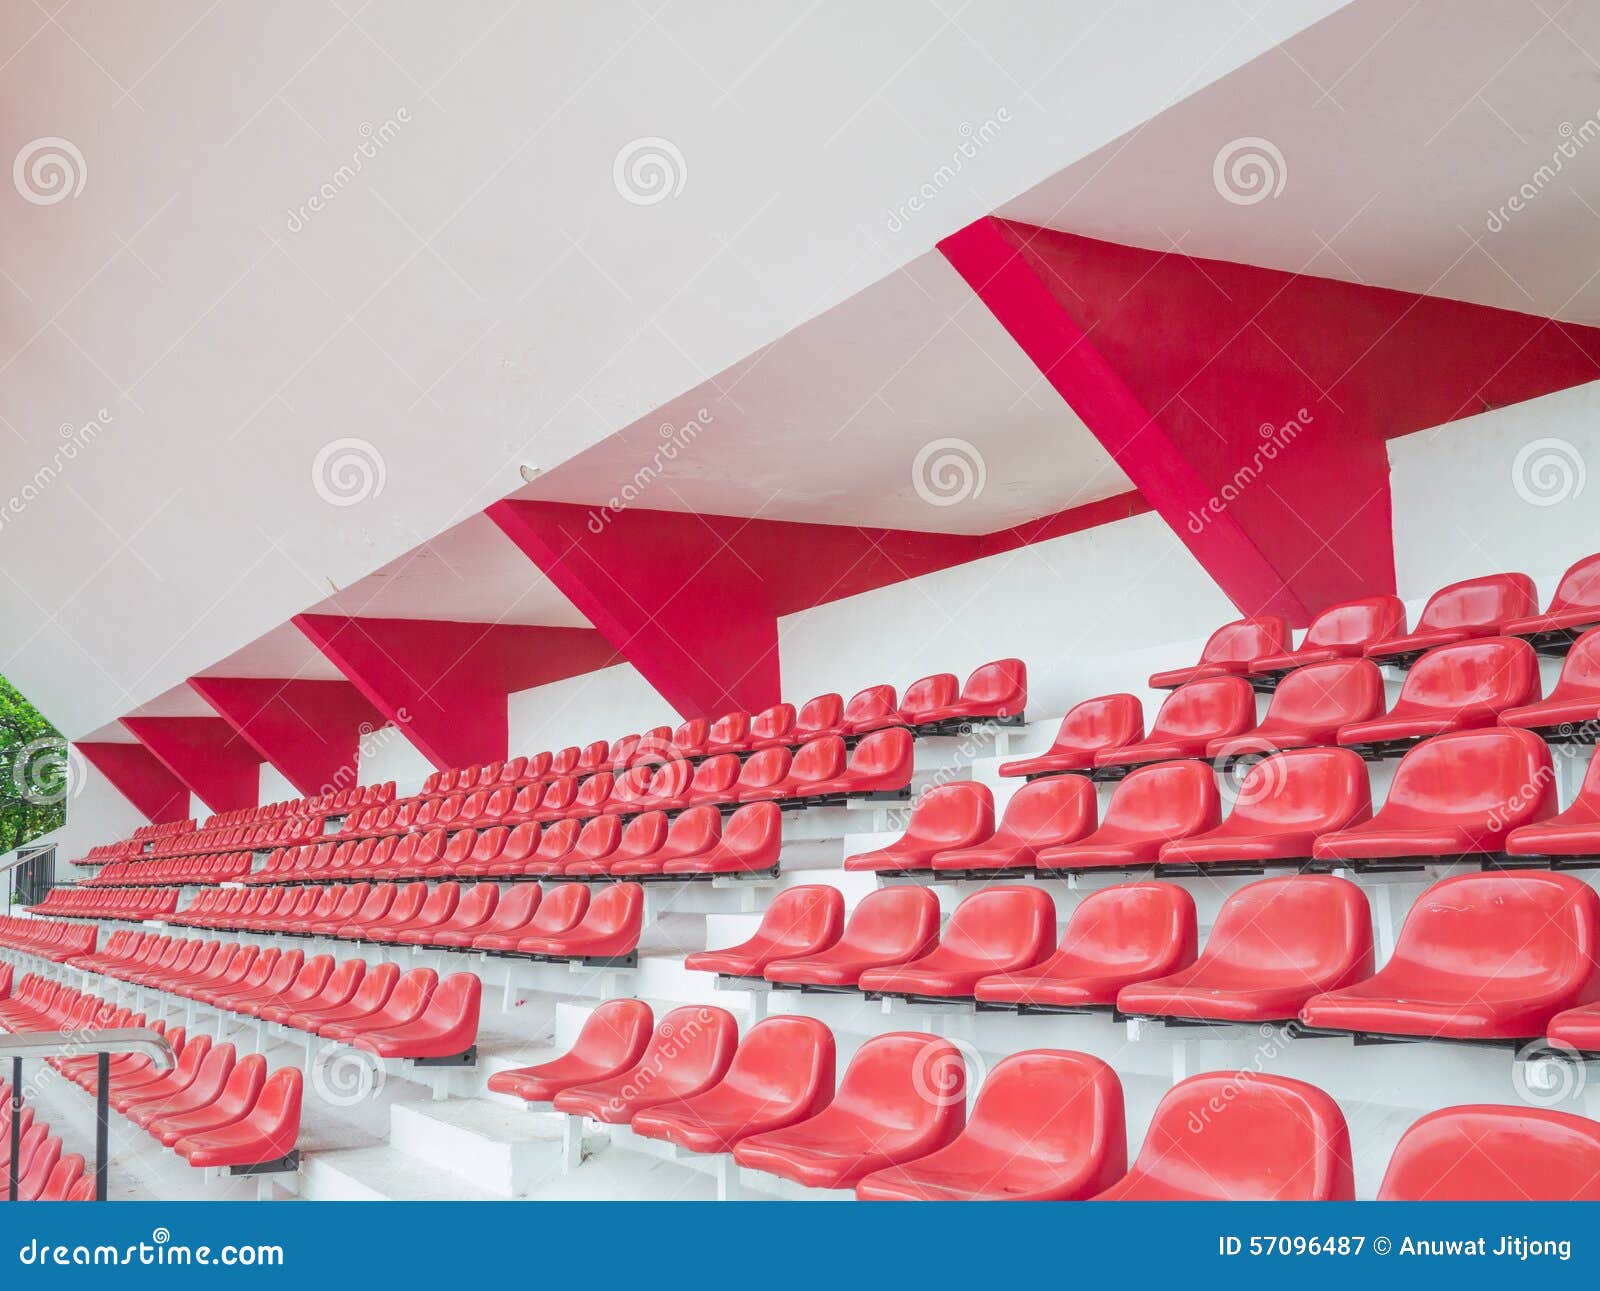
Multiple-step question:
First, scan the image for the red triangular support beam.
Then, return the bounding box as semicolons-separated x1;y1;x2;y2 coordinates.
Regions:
75;741;191;824
121;716;264;815
292;614;619;771
188;677;387;800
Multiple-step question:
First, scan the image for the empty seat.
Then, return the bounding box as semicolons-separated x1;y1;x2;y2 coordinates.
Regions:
905;658;1028;726
1149;617;1291;689
517;883;642;961
1158;748;1371;869
1337;637;1539;747
974;883;1197;1011
1378;1105;1600;1200
1246;595;1407;680
858;886;1054;999
1094;676;1255;770
630;1016;836;1154
1205;659;1384;757
895;673;959;725
703;710;752;757
1506;744;1600;861
1312;727;1556;864
487;999;654;1103
1503;552;1600;642
931;776;1096;874
611;805;719;876
747;703;798;750
790;693;844;742
807;727;913;797
1091;1073;1354;1200
552;1006;739;1123
660;801;782;876
1118;876;1372;1024
732;1033;966;1190
1036;761;1220;872
1501;626;1600;733
1301;871;1600;1041
856;1050;1125;1201
173;1068;302;1169
843;782;994;874
998;694;1144;779
684;886;844;978
765;887;942;989
350;972;481;1061
1366;572;1539;663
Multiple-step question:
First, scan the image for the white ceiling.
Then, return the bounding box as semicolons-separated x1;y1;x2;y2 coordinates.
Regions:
194;620;345;681
1003;0;1600;324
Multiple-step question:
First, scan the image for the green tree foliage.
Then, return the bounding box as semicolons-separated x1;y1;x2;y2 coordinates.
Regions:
0;674;68;853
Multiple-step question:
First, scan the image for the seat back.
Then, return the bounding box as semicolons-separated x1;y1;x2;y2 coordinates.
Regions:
1100;761;1222;838
900;673;959;716
718;1015;835;1109
1263;659;1384;728
793;693;843;737
837;887;942;959
1057;882;1198;974
1379;1105;1600;1200
1381;727;1556;829
526;883;589;936
967;1050;1125;1176
737;748;791;793
662;805;721;855
1149;676;1255;739
1302;595;1407;652
750;886;845;954
1057;693;1143;749
688;754;740;798
844;684;898;728
573;772;615;813
789;736;846;783
574;814;621;863
1416;572;1538;632
1391;637;1539;713
833;1033;966;1132
478;883;542;934
628;1006;739;1093
1224;747;1372;831
958;658;1027;712
567;998;655;1071
844;727;913;778
1201;876;1372;983
1547;627;1600;699
1200;616;1290;664
904;782;994;848
534;819;581;862
576;882;643;936
750;703;796;744
617;811;668;860
1547;552;1600;618
938;886;1054;968
994;776;1096;847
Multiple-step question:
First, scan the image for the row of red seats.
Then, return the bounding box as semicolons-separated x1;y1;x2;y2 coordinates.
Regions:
86;852;251;888
0;973;301;1172
1154;553;1600;688
73;934;481;1062
0;918;96;962
70;840;144;868
172;879;643;962
0;1069;91;1201
860;728;1596;876
254;801;783;885
137;815;325;862
202;781;393;829
132;818;196;843
26;887;179;922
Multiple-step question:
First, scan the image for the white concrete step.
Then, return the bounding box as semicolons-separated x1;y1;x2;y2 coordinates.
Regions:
299;1145;506;1201
388;1099;577;1197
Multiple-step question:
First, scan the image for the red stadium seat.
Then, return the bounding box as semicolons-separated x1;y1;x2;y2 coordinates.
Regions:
843;782;995;874
895;673;958;725
790;694;844;742
1091;1073;1354;1200
930;776;1096;874
1503;552;1600;645
1312;727;1556;865
660;802;782;876
738;737;845;802
1205;659;1384;758
1094;676;1255;771
843;684;900;735
1150;617;1291;690
459;884;546;950
1500;626;1600;734
748;703;798;750
765;887;941;989
906;658;1028;726
350;972;481;1060
516;883;642;962
566;811;666;877
174;1068;302;1169
680;754;742;808
553;1006;739;1123
1336;637;1539;749
630;1016;836;1153
684;886;845;978
858;886;1054;1000
732;1033;965;1189
1301;871;1600;1041
1366;572;1539;665
487;999;654;1103
703;710;752;757
1158;747;1372;871
808;727;913;797
974;882;1197;1011
856;1050;1125;1201
1117;876;1373;1024
506;884;592;953
1246;595;1407;682
1036;760;1220;872
1506;745;1600;863
998;694;1144;779
1378;1105;1600;1200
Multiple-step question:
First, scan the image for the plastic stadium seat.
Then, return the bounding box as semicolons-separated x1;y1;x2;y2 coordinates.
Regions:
286;964;400;1032
858;886;1055;999
516;883;642;961
1247;595;1407;681
843;782;994;874
1091;1073;1354;1200
1336;637;1539;748
808;727;913;797
148;1054;267;1148
998;694;1144;779
553;1006;739;1123
1503;552;1600;644
974;883;1197;1011
930;776;1096;874
685;886;844;978
487;999;654;1103
566;811;666;877
748;703;798;750
174;1068;302;1168
1501;627;1600;733
1118;876;1373;1024
1150;617;1291;689
791;694;844;742
1158;748;1372;870
1094;676;1256;770
703;710;752;757
350;972;481;1060
461;883;547;950
1205;659;1384;758
1506;745;1600;862
670;719;710;760
502;885;591;953
732;748;790;802
680;754;742;808
1035;761;1220;872
733;1033;965;1190
1366;572;1539;664
630;1016;836;1153
612;806;718;876
635;762;692;812
856;1050;1125;1201
1312;727;1556;864
316;968;435;1043
1301;871;1600;1041
895;673;958;725
907;658;1028;726
765;887;942;989
843;684;901;735
1378;1105;1600;1200
663;801;784;877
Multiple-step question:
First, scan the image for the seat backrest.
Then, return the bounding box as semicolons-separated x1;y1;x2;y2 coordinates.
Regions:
844;684;898;726
838;886;942;959
1381;727;1556;826
535;819;581;861
1058;693;1144;749
1379;1105;1600;1200
618;811;668;859
499;822;540;865
1058;882;1197;973
1200;616;1290;664
939;886;1054;965
1201;876;1372;981
967;1050;1125;1174
470;827;509;866
737;747;791;791
1551;627;1600;695
751;886;845;952
750;703;796;743
571;998;655;1070
672;720;708;753
575;814;621;862
1264;658;1384;726
721;803;780;858
1393;637;1539;710
1303;595;1407;651
1224;747;1372;832
578;882;642;935
689;754;740;796
1416;572;1538;631
1149;675;1255;738
794;693;843;734
995;776;1096;846
480;882;542;933
904;781;994;847
959;658;1026;709
664;805;721;852
1549;552;1600;616
789;736;846;782
630;1006;739;1091
527;883;589;935
900;673;958;713
833;1033;965;1130
574;772;615;811
719;1015;836;1107
1100;761;1221;836
845;726;913;775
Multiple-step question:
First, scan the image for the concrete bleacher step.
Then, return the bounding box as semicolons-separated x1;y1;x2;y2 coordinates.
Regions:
300;1144;508;1202
387;1099;580;1196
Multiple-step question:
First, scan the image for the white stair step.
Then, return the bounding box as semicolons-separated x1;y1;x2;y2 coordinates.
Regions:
299;1145;506;1202
388;1099;573;1197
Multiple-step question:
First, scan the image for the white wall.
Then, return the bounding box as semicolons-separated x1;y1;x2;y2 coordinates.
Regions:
507;662;680;753
29;754;150;884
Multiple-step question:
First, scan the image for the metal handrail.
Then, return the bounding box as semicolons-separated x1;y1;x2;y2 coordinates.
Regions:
3;1027;174;1202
